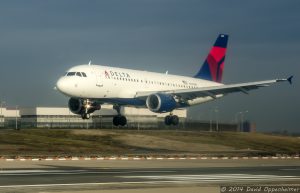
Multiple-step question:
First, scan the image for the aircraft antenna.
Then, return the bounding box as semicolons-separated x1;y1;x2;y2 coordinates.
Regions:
88;61;92;66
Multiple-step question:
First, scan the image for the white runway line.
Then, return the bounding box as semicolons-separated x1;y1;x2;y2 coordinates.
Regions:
0;169;176;176
1;174;299;189
122;174;300;182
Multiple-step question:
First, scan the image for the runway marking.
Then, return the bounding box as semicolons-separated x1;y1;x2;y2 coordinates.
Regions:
0;181;185;188
0;173;300;188
0;180;217;188
280;169;300;171
0;174;300;188
1;174;298;189
122;174;300;182
0;169;176;176
1;156;300;161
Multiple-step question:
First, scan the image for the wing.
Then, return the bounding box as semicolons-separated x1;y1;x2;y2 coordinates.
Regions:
135;76;293;101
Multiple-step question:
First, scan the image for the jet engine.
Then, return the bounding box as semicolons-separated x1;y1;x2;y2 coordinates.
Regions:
68;98;100;115
146;93;177;113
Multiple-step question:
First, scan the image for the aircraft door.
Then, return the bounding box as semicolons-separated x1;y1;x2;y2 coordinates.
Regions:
96;72;103;87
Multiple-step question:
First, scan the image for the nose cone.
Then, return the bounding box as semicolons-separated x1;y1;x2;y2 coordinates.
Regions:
56;77;71;96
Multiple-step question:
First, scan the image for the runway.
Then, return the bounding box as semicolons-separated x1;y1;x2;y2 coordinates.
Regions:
0;159;299;193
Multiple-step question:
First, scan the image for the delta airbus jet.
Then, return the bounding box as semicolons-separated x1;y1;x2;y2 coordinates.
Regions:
56;34;292;126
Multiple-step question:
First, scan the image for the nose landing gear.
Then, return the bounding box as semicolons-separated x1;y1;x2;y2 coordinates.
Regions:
81;113;90;119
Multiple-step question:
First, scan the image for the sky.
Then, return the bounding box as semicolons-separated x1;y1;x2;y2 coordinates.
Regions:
0;0;299;132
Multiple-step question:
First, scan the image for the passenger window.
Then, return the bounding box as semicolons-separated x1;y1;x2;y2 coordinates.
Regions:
82;72;87;77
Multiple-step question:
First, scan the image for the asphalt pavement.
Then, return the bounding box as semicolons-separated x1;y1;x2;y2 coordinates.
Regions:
0;159;299;193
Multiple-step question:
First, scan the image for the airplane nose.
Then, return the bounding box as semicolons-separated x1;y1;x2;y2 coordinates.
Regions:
56;77;68;93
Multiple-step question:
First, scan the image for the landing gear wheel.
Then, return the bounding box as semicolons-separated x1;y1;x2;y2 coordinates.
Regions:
113;115;127;126
113;116;119;126
119;116;127;126
81;113;90;119
164;115;179;126
171;115;179;125
164;115;172;125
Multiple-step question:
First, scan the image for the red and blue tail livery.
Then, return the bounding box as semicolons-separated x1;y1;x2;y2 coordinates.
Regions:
194;34;228;83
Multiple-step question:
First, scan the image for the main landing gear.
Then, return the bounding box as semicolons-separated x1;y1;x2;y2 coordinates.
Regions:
113;105;127;126
164;114;179;126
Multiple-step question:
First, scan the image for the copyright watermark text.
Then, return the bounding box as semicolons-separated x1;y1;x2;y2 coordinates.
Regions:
220;186;300;193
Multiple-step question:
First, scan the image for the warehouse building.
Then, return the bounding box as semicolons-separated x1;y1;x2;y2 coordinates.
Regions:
0;106;247;131
0;106;187;129
0;107;20;129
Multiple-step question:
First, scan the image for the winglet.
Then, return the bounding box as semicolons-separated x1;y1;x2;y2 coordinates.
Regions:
287;75;293;85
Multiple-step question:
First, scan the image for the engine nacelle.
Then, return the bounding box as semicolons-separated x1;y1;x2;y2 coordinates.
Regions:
146;93;177;113
68;98;83;114
68;98;100;115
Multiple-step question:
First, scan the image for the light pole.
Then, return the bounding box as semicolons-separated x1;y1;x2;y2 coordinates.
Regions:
0;101;6;116
15;105;18;130
214;107;219;132
209;109;213;132
240;111;248;132
235;112;242;132
0;101;5;128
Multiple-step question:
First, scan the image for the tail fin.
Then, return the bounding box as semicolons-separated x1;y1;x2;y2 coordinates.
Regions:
194;34;229;83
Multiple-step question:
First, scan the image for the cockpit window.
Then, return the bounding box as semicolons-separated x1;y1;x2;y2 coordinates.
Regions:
66;71;87;77
66;72;76;76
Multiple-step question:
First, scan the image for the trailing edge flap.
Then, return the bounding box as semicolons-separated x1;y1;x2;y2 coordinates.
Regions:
135;78;290;101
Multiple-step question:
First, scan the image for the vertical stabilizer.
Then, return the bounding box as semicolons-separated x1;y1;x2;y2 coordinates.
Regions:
194;34;228;83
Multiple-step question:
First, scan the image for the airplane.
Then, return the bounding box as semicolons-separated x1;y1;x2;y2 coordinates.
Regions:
55;34;293;126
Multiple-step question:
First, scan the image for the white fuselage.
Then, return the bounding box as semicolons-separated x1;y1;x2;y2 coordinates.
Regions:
56;64;223;107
